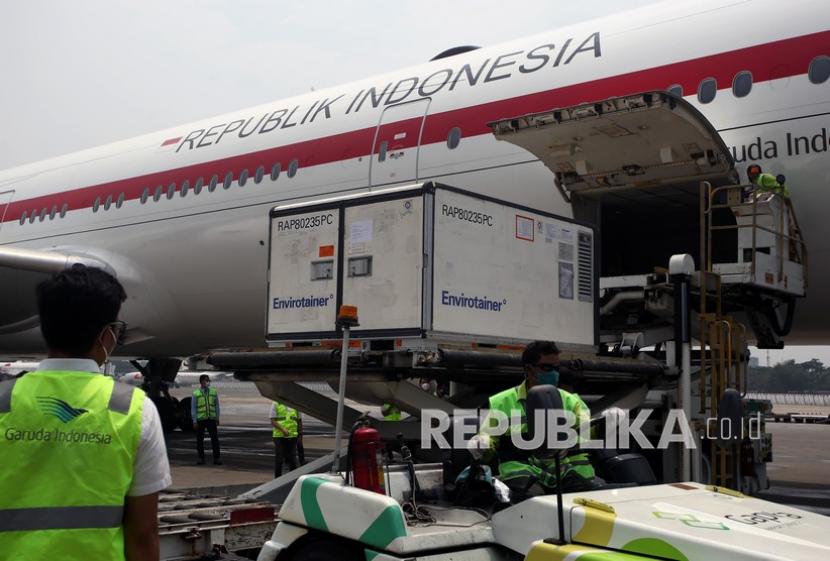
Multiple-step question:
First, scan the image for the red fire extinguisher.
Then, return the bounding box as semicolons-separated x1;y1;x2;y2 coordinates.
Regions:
350;422;385;495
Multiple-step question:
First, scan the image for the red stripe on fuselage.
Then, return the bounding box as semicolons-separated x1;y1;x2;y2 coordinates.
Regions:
4;30;828;224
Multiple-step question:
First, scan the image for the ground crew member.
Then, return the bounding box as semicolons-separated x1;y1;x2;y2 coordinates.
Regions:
192;375;221;465
748;164;789;197
381;402;402;421
474;340;598;501
0;265;171;561
271;400;302;476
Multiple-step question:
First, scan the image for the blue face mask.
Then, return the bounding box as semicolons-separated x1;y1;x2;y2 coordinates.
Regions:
537;369;560;386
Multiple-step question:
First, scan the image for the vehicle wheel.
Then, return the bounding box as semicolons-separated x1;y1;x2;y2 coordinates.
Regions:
283;537;362;561
153;396;181;433
178;397;194;431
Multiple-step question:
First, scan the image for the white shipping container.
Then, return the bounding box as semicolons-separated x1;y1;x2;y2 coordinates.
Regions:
266;183;596;350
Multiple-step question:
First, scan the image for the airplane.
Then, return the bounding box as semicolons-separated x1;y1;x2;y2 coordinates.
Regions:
1;0;828;372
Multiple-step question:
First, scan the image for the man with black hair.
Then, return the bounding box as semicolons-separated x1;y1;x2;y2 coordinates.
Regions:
0;264;170;561
474;340;598;501
192;374;222;465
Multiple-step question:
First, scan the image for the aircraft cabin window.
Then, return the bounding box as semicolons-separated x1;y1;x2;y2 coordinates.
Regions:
732;71;752;98
223;171;233;189
116;193;125;208
29;211;36;224
104;195;113;211
239;169;249;187
288;159;299;178
271;163;281;181
19;212;26;225
141;187;149;204
194;177;204;195
667;84;683;97
180;180;190;198
447;127;462;149
697;77;717;104
50;205;57;220
60;203;68;218
167;183;176;199
39;208;47;221
154;186;163;202
255;165;265;184
809;55;830;84
209;175;219;192
93;198;101;213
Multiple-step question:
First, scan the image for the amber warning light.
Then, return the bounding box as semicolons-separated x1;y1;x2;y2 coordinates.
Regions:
337;305;359;327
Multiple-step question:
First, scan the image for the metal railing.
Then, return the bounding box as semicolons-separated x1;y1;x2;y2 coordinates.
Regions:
700;182;808;288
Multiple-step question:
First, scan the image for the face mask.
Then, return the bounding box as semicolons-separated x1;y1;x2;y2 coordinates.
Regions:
537;369;560;386
99;327;116;366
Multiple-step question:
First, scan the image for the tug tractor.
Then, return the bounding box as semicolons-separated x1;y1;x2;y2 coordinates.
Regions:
259;386;830;561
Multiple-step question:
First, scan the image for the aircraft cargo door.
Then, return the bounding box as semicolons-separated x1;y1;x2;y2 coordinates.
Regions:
0;190;14;230
370;99;430;187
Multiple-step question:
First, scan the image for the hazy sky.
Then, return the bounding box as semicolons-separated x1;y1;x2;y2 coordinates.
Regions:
1;1;826;365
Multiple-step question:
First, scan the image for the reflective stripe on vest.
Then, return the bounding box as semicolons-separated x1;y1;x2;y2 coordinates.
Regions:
0;505;124;532
0;371;143;560
273;402;299;438
193;387;218;420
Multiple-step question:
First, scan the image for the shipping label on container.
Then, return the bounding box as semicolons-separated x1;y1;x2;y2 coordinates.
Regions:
432;189;593;346
267;209;340;336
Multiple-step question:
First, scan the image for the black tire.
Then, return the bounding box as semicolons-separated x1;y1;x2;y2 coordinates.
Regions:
178;397;194;431
153;396;181;433
283;537;362;561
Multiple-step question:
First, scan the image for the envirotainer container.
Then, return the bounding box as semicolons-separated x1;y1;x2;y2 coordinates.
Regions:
266;182;596;351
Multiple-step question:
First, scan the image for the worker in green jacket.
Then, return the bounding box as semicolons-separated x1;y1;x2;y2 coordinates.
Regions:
475;341;599;501
0;265;170;561
271;400;302;476
381;402;402;421
748;164;789;197
192;375;221;465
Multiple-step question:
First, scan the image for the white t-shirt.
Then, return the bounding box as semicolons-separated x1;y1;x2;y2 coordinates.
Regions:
37;358;172;496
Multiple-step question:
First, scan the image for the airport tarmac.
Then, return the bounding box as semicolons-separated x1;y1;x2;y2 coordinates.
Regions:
166;383;830;514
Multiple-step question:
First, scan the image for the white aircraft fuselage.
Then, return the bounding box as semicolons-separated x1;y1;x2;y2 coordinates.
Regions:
1;0;828;358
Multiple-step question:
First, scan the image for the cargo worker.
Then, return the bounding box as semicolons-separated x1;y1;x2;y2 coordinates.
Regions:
475;340;599;501
0;264;171;561
747;164;789;197
271;400;302;476
381;402;402;421
192;374;222;465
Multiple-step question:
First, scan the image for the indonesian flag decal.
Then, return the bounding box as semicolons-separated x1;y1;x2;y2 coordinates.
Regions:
160;136;182;149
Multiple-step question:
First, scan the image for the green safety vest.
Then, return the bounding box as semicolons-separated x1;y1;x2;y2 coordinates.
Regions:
193;387;218;421
753;173;790;197
272;402;299;438
0;371;143;560
381;403;402;421
483;381;595;487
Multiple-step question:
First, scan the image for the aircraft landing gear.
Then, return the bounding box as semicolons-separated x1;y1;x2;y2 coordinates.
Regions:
130;357;184;433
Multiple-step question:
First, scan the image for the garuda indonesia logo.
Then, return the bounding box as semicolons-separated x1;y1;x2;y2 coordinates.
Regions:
37;397;89;423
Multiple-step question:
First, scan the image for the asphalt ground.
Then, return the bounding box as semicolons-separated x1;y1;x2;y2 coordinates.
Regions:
165;383;830;513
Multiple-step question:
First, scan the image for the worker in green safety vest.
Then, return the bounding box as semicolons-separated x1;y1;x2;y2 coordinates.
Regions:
192;375;221;465
381;402;402;421
474;340;600;501
748;164;790;197
271;400;302;476
0;265;171;561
